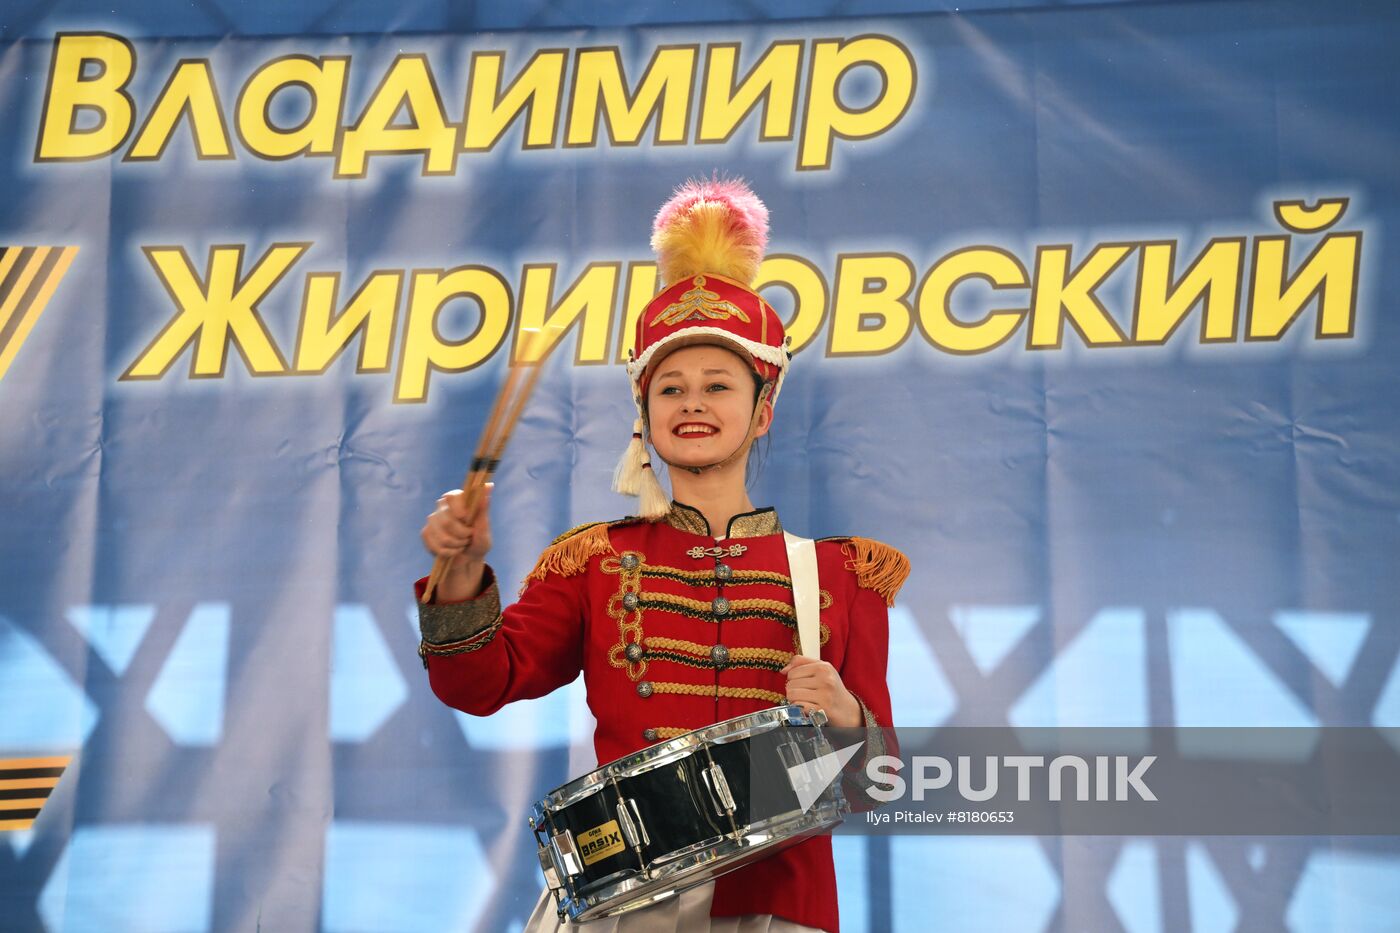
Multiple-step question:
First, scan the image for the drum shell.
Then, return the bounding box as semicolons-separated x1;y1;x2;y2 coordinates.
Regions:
534;706;846;922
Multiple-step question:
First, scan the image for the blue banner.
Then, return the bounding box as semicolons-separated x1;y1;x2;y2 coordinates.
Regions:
2;1;1398;930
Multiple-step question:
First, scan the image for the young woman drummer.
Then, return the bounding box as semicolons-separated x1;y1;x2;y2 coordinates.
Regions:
417;178;908;932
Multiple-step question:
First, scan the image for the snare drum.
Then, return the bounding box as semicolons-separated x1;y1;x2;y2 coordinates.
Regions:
529;705;849;923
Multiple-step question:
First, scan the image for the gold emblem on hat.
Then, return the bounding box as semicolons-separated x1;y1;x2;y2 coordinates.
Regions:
650;275;752;327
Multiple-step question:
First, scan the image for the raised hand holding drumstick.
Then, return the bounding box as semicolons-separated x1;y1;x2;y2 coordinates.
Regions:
420;482;493;602
418;325;557;604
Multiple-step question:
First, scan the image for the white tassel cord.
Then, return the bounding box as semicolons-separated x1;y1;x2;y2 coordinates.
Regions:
637;460;671;519
612;415;647;496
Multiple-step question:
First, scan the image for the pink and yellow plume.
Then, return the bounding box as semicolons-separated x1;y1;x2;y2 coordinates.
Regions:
650;177;769;287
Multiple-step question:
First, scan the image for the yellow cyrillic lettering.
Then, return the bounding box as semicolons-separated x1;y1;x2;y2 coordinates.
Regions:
294;271;402;372
36;33;137;161
753;255;826;354
1028;244;1132;348
566;46;696;146
828;254;913;356
463;49;566;151
798;35;915;171
127;60;233;160
1132;239;1244;344
1247;233;1360;340
396;266;512;403
516;263;619;364
236;55;347;159
123;244;304;379
697;42;801;143
917;247;1028;354
338;55;458;178
1273;198;1348;234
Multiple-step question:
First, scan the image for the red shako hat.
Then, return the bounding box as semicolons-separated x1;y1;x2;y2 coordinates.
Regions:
614;177;791;518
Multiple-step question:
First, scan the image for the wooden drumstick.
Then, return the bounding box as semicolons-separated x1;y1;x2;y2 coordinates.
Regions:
421;325;556;603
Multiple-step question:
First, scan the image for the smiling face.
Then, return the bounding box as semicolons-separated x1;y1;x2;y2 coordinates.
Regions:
644;343;773;472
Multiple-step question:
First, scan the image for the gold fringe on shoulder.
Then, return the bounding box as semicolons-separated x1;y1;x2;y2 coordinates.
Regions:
548;521;603;547
524;521;618;587
841;537;911;607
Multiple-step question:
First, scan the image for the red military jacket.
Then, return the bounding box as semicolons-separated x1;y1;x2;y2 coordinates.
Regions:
416;502;909;933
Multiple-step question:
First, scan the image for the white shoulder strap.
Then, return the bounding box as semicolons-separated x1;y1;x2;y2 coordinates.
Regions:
783;532;820;659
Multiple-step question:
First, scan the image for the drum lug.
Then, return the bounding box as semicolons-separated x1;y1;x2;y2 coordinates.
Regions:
616;797;651;848
702;762;736;815
536;844;564;892
779;738;824;804
549;828;583;879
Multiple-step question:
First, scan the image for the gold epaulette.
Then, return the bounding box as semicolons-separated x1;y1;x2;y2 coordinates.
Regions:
820;536;911;607
523;518;634;586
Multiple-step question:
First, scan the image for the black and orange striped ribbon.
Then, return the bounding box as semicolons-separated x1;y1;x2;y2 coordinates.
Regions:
0;755;72;832
0;245;79;381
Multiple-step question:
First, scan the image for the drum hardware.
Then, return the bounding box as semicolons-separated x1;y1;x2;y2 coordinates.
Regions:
700;761;736;816
552;828;581;876
536;845;563;892
775;734;833;808
616;797;650;848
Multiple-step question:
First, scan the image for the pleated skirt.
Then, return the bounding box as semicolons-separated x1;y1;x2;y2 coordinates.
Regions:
523;881;820;933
